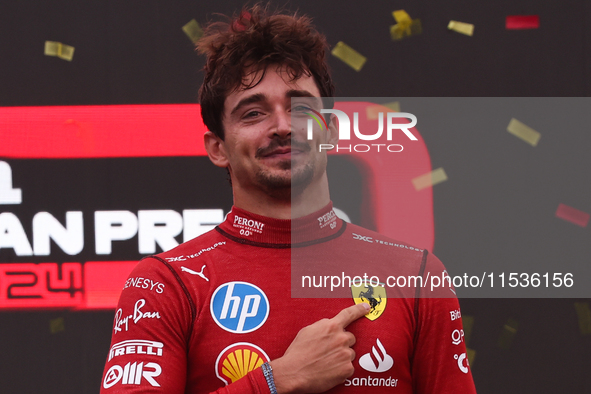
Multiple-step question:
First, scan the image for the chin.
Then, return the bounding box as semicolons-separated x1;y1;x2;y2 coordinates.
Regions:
255;163;315;195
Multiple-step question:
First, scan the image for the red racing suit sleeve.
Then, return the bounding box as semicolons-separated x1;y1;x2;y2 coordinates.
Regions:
411;252;477;394
99;257;271;394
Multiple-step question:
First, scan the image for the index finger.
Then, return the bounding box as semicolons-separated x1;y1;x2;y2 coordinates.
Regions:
331;303;370;328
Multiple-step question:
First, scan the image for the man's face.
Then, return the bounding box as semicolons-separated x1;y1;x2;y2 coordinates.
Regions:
219;65;335;197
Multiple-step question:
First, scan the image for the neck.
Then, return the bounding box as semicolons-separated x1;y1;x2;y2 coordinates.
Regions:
232;173;331;220
218;201;342;246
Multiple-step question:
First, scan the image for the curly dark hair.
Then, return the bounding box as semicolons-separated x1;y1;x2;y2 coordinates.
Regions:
196;3;335;139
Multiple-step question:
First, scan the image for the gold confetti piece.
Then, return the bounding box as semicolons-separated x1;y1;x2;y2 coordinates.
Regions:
392;10;412;24
507;118;541;146
466;347;476;369
182;19;203;43
331;41;367;72
390;19;422;41
366;102;401;120
497;318;519;350
390;24;406;41
390;10;422;41
44;41;75;61
463;315;474;346
366;106;382;120
382;101;401;112
409;19;423;35
412;168;448;191
50;317;65;334
448;20;475;36
574;302;591;335
44;41;59;56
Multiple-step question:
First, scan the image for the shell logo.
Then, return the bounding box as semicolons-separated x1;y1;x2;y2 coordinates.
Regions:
215;342;270;385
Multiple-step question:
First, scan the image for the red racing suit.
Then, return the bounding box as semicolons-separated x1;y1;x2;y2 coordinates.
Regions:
100;203;477;393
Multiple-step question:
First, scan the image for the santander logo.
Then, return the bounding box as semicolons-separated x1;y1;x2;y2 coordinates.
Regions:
359;338;394;373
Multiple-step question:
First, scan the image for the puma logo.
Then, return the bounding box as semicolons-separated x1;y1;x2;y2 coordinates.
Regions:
181;265;209;281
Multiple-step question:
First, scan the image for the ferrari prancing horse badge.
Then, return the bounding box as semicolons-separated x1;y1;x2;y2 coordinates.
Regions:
351;283;387;321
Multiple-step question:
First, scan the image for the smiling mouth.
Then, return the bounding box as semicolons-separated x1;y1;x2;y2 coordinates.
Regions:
263;148;301;158
257;141;310;159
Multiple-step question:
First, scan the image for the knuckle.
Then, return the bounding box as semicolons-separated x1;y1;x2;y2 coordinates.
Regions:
344;308;355;320
340;347;353;360
337;332;350;346
345;364;355;377
347;332;356;345
326;320;339;331
296;326;308;336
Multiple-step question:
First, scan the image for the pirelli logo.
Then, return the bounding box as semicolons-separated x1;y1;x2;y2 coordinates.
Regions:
108;339;164;361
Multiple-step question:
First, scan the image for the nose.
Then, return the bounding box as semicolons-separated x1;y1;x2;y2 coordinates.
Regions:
270;109;291;139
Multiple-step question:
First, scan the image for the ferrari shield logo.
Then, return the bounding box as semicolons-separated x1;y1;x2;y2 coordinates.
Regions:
352;283;387;321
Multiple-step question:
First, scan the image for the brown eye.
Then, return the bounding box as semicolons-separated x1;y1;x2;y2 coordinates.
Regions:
244;111;261;119
292;105;311;112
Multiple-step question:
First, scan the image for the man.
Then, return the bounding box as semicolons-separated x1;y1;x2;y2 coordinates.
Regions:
101;5;476;393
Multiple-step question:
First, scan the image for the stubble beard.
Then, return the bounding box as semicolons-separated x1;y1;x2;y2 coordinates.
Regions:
255;159;315;200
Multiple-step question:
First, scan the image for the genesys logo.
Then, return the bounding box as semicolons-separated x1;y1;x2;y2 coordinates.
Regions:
210;282;269;334
124;277;165;294
108;339;164;361
103;362;161;388
359;338;394;373
114;299;161;334
215;342;270;385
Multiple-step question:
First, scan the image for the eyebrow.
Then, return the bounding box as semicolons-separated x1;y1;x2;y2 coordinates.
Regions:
286;90;322;107
229;90;322;116
230;93;267;116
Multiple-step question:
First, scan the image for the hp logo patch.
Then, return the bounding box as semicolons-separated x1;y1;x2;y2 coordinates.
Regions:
210;282;269;334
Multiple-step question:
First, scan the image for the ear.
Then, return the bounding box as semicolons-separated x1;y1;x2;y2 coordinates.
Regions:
327;113;339;146
204;131;229;168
